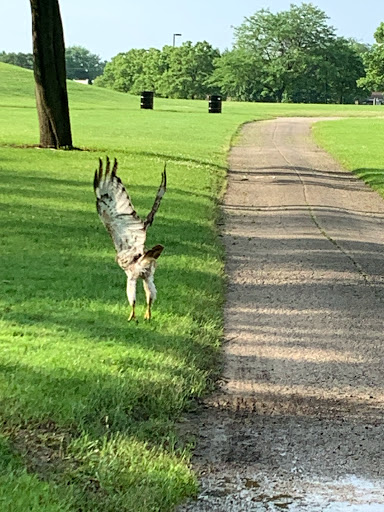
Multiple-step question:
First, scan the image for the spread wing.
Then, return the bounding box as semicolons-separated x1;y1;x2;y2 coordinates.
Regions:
144;163;167;229
93;157;146;254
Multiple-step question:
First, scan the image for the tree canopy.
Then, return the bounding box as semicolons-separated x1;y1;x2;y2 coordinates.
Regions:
234;3;335;102
214;3;367;103
0;51;33;69
65;45;106;81
0;46;105;81
208;48;264;102
5;2;378;104
357;22;384;92
93;4;370;104
94;41;219;99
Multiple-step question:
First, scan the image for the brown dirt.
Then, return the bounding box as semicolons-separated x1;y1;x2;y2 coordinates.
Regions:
178;118;384;511
6;420;74;477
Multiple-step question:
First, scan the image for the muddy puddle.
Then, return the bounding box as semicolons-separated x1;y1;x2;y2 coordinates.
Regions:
179;473;384;511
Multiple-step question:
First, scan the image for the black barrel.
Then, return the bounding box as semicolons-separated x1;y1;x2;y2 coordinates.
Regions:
141;91;154;109
208;94;222;113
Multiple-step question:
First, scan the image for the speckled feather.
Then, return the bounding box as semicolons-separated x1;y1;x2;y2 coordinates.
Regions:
93;157;166;272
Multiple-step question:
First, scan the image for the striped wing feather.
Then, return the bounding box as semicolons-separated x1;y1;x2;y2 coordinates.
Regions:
144;163;167;228
94;157;146;254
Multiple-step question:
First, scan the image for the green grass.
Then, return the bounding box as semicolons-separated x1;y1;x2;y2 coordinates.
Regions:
0;434;73;512
313;118;384;195
1;61;384;511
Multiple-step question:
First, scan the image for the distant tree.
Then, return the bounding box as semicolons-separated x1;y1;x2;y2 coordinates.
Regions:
209;48;266;101
94;49;148;92
156;41;220;99
234;3;337;102
285;37;367;104
65;45;106;81
358;22;384;92
95;41;219;99
0;46;105;82
0;52;34;69
224;4;366;103
348;39;371;58
128;48;167;94
29;0;72;148
325;38;368;104
94;48;165;94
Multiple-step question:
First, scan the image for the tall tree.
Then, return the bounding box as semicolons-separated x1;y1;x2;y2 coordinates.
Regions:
234;3;337;102
325;38;367;104
129;48;167;94
209;48;266;101
284;38;367;104
358;23;384;92
30;0;73;148
157;42;220;99
94;49;148;92
225;3;366;104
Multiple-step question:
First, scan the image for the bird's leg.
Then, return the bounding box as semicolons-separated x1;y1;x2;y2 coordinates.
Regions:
144;299;152;321
143;277;157;321
128;303;136;322
126;277;137;322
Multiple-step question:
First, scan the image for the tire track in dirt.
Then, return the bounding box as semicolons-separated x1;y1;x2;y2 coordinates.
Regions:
178;118;384;511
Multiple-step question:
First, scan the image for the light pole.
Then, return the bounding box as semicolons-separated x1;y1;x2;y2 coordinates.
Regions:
173;33;182;47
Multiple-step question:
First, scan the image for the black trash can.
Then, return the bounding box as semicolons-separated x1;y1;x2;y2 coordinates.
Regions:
208;95;222;113
141;91;154;109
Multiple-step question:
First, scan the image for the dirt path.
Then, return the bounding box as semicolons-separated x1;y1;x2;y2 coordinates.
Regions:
178;118;384;511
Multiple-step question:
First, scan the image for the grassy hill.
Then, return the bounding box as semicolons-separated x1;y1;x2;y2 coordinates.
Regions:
1;61;384;511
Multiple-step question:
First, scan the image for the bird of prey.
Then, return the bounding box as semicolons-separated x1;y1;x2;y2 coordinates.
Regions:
93;157;166;321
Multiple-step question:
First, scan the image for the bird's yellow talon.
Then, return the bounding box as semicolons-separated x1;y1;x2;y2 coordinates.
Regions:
128;306;136;322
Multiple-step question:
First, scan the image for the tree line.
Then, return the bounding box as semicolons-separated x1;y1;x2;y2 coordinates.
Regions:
3;3;384;104
93;4;384;104
0;45;106;82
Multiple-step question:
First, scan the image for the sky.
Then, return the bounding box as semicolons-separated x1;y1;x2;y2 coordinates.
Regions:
0;0;382;61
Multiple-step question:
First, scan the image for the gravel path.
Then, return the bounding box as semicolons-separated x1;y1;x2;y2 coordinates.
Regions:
178;118;384;511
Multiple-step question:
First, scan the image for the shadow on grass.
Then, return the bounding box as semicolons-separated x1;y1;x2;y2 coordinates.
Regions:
3;158;384;508
0;167;220;209
352;167;384;192
0;167;222;342
0;145;228;174
0;165;223;509
130;149;228;173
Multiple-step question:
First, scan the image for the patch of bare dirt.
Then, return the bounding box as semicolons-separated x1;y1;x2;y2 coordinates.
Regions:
178;118;384;511
5;420;75;477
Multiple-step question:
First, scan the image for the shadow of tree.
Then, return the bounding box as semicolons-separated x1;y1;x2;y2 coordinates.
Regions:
352;167;384;191
0;165;224;507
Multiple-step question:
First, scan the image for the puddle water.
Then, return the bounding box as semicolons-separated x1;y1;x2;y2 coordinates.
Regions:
288;476;384;512
321;506;384;512
178;474;384;511
290;503;384;512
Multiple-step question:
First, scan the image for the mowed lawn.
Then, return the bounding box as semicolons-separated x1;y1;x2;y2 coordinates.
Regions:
313;117;384;195
1;61;384;511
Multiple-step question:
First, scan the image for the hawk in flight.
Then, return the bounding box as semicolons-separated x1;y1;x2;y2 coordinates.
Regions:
94;157;166;321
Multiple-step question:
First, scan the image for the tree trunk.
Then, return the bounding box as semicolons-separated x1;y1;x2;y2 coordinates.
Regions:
30;0;73;149
276;88;284;103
